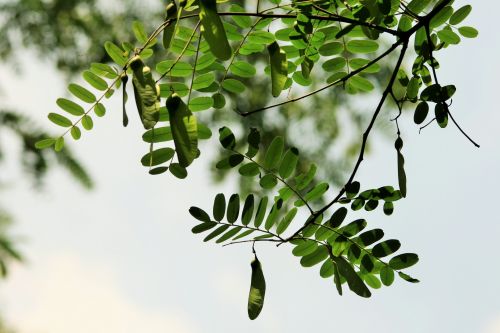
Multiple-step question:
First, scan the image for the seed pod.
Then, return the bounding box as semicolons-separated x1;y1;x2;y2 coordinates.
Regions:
267;41;287;97
163;1;177;50
199;0;231;60
121;73;129;127
167;93;198;167
130;56;161;129
247;254;266;320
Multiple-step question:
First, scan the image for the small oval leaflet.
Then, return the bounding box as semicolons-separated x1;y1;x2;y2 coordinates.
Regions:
213;193;226;222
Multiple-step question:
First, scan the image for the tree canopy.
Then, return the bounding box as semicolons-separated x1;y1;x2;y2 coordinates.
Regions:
33;0;478;320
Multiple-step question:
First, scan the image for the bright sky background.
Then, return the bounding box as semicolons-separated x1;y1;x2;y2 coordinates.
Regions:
0;1;499;333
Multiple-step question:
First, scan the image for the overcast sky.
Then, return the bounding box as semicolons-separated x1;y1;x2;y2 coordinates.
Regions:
0;1;499;333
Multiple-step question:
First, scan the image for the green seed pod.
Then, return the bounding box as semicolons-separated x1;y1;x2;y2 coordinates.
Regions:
130;56;160;129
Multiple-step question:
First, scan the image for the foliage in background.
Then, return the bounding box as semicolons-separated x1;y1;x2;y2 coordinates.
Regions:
18;0;483;320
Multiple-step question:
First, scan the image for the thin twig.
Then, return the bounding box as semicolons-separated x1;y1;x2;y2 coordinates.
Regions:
447;110;480;148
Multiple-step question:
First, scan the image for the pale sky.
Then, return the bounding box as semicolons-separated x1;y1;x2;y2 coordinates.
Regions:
0;1;499;333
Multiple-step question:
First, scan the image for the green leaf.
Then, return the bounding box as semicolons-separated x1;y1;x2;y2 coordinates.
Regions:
192;221;217;234
212;93;226;109
222;79;246;94
458;26;478;38
140;148;175;166
267;41;288;97
213;193;226;222
295;164;317;190
380;266;395;286
346;181;360;199
197;123;212;140
362;273;381;289
320;259;335;278
448;5;472;25
349;58;380;73
349;75;374;92
149;167;168;175
260;174;277;189
329;207;348;228
104;41;127;67
132;20;149;44
167;93;198;167
355;229;384;247
216;226;242;243
292;240;318;257
264;203;281;230
48;113;72;127
81;115;93;131
90;63;118;79
188;96;213;112
68;83;96;103
364;199;379;211
360;255;375;273
192;73;216;91
398;272;420;283
299;182;329;204
340;219;367;237
389;253;419;270
276;208;298;235
94;103;106;117
230;61;256;78
279;147;299;179
318;42;344;56
199;0;232;60
346;40;379;53
246;128;260;158
264;136;284;170
70;126;81;140
227;194;240;223
169;163;188;179
322;57;346;72
54;137;65;152
157;60;194;77
332;255;371;298
407;0;432;14
203;225;230;242
372;239;401;258
233;229;255;241
239;163;260;177
56;98;84;116
430;6;453;29
414;101;429;124
189;206;211;222
218;127;236;149
143;127;173;143
248;255;266;320
351;198;365;211
300;245;329;268
83;70;108;91
248;31;275;44
383;202;394;216
35;138;56;149
438;29;461;44
254;196;269;228
241;194;255;226
230;4;252;28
